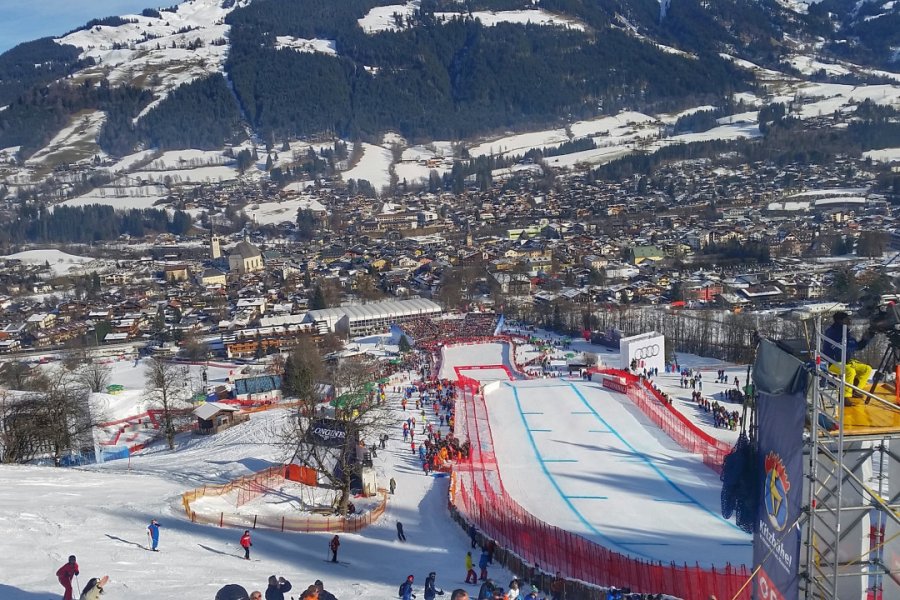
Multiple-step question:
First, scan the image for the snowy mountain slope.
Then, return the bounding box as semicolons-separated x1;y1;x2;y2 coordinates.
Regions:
0;394;514;600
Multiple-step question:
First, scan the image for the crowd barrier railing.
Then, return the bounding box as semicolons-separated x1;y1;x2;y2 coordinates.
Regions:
451;376;750;600
590;368;732;473
182;465;387;533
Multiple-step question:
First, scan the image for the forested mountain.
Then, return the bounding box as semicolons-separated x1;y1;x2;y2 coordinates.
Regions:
224;0;749;141
0;0;898;159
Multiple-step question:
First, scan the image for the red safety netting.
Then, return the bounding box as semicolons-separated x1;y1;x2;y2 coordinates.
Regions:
591;369;732;473
451;376;750;600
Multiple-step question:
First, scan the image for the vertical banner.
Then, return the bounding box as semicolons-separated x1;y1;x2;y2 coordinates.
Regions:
753;390;805;600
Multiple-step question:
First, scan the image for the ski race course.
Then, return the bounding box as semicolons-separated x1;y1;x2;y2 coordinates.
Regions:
0;336;750;599
439;341;752;568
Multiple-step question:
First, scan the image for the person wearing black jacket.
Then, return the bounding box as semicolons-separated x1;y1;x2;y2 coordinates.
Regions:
265;575;292;600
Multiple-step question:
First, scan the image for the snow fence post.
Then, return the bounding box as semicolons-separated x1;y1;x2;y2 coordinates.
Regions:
219;512;223;527
281;516;285;532
253;515;257;529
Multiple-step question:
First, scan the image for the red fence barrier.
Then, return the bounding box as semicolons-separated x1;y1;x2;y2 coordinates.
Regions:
590;368;732;473
451;376;750;600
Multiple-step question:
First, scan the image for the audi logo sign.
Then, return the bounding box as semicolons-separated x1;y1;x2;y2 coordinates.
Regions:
633;344;660;360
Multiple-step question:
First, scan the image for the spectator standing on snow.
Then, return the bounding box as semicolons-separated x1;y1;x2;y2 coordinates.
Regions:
147;519;161;551
399;575;416;600
465;551;478;584
397;520;407;541
451;591;469;600
56;555;79;600
468;523;477;548
265;575;292;600
424;571;443;600
240;529;252;560
478;548;490;581
314;580;337;600
390;477;396;494
477;580;495;600
549;573;564;600
329;535;340;563
485;539;496;564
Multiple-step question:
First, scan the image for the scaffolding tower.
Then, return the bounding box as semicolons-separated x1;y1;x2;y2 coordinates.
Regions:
804;319;900;599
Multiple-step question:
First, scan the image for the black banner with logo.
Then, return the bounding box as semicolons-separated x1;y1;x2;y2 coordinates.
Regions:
753;389;805;600
307;418;348;448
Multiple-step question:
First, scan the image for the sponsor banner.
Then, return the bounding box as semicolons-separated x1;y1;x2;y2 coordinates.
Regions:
753;389;805;600
307;418;348;448
602;377;628;394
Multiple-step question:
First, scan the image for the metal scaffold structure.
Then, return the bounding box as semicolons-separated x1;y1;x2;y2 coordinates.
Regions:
804;319;900;600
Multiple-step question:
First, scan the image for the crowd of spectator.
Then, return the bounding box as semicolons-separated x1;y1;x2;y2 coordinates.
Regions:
691;391;741;430
400;314;501;345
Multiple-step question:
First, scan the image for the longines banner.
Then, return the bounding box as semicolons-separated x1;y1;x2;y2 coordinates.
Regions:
753;389;805;600
307;418;347;448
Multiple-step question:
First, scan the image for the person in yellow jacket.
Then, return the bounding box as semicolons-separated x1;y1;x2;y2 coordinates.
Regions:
465;551;477;584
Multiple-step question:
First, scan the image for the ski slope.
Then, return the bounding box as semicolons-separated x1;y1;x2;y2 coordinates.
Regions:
0;380;511;599
483;379;751;566
439;341;751;568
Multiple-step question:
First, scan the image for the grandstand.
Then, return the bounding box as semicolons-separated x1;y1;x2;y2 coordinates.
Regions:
399;313;501;345
306;298;441;336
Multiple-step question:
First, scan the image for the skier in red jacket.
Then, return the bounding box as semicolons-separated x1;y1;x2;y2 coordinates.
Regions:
240;530;252;560
56;555;79;600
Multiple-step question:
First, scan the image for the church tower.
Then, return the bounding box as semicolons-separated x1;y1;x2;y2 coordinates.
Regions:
210;231;221;260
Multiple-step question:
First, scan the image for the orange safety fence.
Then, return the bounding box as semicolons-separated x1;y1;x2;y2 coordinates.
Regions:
451;379;750;600
181;464;388;534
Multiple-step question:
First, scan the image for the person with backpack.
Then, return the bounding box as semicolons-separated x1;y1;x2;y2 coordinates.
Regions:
240;529;252;560
399;575;416;600
56;555;79;600
329;535;340;563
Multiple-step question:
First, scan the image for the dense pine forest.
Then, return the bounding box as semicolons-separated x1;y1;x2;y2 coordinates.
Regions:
224;0;749;142
0;205;193;244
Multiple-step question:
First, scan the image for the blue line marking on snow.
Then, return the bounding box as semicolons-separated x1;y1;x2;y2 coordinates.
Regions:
510;385;650;559
521;411;544;415
588;429;612;433
543;459;578;463
721;543;753;546
529;429;552;432
566;382;744;532
565;495;609;500
653;498;692;503
570;411;593;415
619;542;669;546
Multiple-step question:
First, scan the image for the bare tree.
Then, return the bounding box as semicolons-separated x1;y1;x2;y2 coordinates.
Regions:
282;337;325;405
145;358;190;450
282;356;391;515
0;368;105;465
77;361;112;394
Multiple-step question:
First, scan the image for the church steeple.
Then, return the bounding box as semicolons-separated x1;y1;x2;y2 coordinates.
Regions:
210;225;221;260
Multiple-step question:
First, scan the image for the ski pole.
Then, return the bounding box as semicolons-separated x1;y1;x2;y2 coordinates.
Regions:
74;574;81;595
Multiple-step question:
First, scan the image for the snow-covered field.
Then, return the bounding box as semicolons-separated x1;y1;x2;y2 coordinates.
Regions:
60;184;170;211
343;143;394;194
25;111;106;167
245;197;328;225
434;9;585;31
863;147;900;163
275;37;337;56
1;249;105;277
